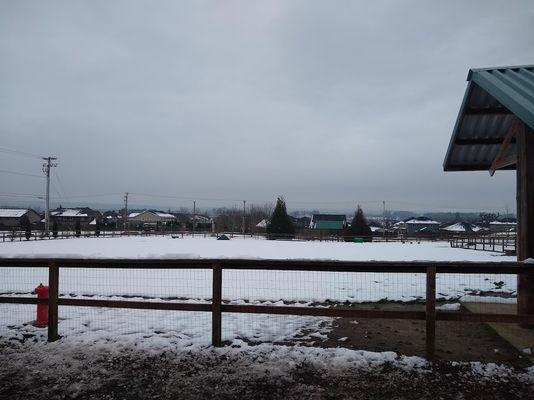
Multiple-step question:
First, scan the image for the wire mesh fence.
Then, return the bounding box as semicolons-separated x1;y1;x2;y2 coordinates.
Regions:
1;260;533;363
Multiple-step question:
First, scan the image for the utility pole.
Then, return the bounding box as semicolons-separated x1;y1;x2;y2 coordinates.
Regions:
242;200;246;236
193;201;196;234
382;200;386;241
124;192;129;235
42;156;58;235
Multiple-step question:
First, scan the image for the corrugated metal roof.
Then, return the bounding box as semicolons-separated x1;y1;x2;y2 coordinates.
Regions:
443;65;534;171
314;220;345;230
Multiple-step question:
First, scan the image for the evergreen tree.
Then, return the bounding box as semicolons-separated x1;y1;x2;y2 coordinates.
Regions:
52;220;58;238
95;219;101;237
345;205;372;242
20;215;31;240
266;197;295;239
75;220;81;238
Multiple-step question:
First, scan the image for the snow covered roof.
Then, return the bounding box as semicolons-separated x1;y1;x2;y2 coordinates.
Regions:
0;209;30;218
405;218;440;225
192;215;211;223
129;210;175;220
89;218;97;225
51;209;88;217
256;219;268;228
489;220;517;225
155;212;175;219
442;222;482;233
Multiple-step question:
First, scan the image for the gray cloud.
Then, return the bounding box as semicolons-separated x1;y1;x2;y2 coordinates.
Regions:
1;0;532;213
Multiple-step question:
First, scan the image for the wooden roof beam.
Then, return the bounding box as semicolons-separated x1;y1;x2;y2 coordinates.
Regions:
489;117;521;176
464;107;511;115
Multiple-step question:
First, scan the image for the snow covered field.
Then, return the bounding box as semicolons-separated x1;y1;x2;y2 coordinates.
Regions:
0;236;518;348
0;235;516;261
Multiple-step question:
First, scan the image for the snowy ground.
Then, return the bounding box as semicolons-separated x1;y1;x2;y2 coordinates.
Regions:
0;235;517;261
1;340;533;400
0;236;520;352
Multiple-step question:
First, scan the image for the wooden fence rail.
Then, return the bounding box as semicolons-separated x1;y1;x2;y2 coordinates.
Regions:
450;235;517;254
1;258;533;361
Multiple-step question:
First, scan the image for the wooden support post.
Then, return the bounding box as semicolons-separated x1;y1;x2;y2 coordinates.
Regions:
48;263;60;342
212;263;222;347
425;265;436;361
517;122;534;325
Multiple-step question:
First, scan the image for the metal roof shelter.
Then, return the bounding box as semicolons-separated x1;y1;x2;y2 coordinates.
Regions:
443;64;534;320
310;214;347;230
443;65;534;172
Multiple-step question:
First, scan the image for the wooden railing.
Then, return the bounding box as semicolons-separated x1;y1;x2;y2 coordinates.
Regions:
450;235;517;254
1;258;533;360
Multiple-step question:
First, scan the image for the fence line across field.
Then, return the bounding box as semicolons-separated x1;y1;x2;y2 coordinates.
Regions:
449;235;517;254
1;229;518;252
1;258;533;360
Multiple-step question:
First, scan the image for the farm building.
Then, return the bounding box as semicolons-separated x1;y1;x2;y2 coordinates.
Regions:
404;217;440;235
128;210;176;229
309;214;347;231
443;64;534;317
50;207;101;228
489;219;517;233
0;208;41;228
441;221;482;233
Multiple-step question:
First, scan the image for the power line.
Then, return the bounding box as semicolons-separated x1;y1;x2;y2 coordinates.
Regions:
0;169;45;179
0;192;42;198
53;170;67;198
51;183;63;200
0;146;44;160
49;192;122;199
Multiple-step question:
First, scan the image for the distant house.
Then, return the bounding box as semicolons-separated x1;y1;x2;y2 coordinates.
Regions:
391;220;407;235
50;207;102;228
256;219;268;230
309;214;347;231
489;219;517;233
368;220;388;234
441;222;482;234
102;211;121;228
128;210;176;229
291;216;311;230
173;213;212;231
404;217;440;235
0;208;41;228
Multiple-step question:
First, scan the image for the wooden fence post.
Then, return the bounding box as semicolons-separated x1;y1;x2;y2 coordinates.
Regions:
48;262;60;342
425;265;436;361
212;263;222;347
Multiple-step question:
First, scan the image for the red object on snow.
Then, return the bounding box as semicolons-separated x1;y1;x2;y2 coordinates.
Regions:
34;283;49;327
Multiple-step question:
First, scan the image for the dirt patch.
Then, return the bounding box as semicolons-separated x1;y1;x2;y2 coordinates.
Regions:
0;342;532;400
320;302;531;368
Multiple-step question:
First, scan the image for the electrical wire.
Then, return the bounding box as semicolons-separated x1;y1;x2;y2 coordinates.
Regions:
0;146;44;160
0;169;45;179
49;193;123;200
53;171;67;198
0;192;42;198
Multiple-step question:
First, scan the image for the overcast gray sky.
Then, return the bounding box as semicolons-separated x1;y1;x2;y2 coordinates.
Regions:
1;0;533;213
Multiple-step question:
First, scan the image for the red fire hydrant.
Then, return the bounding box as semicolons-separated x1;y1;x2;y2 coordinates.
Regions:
34;283;49;327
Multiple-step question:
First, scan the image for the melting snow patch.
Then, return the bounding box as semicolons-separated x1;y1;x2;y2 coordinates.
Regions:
436;303;461;311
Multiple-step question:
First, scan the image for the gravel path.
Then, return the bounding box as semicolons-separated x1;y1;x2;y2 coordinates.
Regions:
1;341;533;400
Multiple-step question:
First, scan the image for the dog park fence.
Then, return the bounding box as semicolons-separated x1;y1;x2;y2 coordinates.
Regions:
0;258;533;360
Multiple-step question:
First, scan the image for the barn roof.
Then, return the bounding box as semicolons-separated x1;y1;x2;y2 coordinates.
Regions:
443;64;534;171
